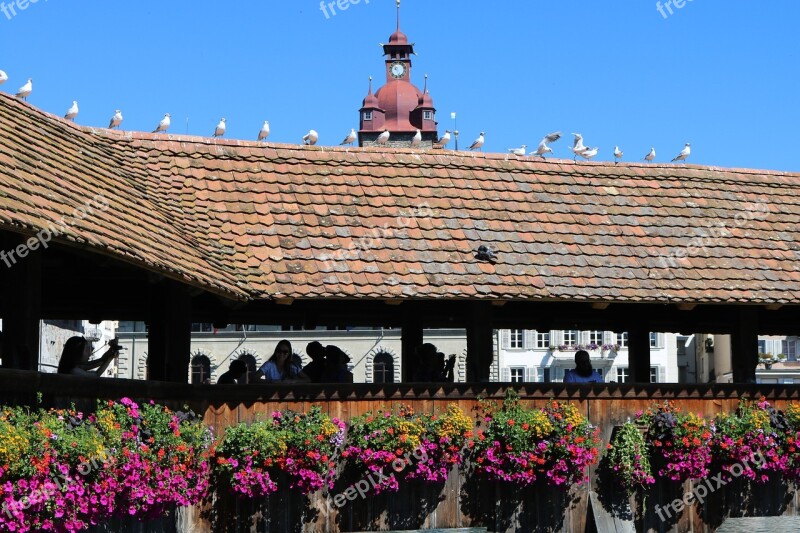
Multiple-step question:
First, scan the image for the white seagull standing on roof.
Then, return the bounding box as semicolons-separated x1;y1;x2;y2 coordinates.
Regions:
436;130;451;148
258;121;270;142
15;78;32;100
469;132;485;151
376;129;390;145
614;146;623;164
153;113;171;133
672;143;691;163
581;147;599;160
644;147;656;162
411;129;422;148
508;145;526;156
340;128;357;146
109;110;123;129
0;70;7;85
64;101;79;122
533;132;561;159
570;133;589;161
213;118;226;138
303;129;319;145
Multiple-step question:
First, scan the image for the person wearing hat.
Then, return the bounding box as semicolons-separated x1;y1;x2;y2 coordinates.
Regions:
303;341;327;383
324;345;353;383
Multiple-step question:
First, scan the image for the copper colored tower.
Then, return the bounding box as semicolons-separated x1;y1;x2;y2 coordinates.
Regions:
359;1;438;149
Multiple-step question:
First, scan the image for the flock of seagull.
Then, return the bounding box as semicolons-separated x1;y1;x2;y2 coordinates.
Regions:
506;132;691;164
0;71;692;164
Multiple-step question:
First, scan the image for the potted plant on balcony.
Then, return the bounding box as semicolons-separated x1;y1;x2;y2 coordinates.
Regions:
758;353;785;369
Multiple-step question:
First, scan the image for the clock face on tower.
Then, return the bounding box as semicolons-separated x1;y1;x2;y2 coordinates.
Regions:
390;61;406;79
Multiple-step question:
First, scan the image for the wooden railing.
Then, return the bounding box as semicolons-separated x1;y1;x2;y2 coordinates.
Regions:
2;370;800;532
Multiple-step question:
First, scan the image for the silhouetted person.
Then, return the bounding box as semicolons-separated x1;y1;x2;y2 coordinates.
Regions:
303;341;326;383
413;343;439;381
563;350;603;383
324;345;353;383
57;336;121;377
257;340;310;383
217;359;248;384
435;352;457;382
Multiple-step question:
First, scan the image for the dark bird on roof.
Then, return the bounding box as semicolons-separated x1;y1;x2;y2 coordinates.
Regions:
475;245;497;263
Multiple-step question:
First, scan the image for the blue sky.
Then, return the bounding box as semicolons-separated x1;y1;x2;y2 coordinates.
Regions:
0;0;798;171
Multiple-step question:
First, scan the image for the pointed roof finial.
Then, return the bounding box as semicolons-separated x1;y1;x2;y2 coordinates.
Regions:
368;76;373;94
424;74;428;93
396;0;401;31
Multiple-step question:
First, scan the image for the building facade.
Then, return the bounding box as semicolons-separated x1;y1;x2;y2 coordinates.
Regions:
497;329;679;383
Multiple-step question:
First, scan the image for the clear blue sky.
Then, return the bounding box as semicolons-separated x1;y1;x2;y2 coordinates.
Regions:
1;1;798;171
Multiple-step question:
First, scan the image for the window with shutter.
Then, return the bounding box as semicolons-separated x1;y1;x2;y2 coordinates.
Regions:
501;330;511;349
524;330;536;350
501;367;511;382
525;367;537;382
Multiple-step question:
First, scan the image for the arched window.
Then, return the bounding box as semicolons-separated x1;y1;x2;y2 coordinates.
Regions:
237;352;258;373
191;355;211;384
373;352;394;384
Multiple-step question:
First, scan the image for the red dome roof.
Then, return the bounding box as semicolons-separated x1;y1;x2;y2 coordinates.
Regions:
375;80;423;130
389;30;409;44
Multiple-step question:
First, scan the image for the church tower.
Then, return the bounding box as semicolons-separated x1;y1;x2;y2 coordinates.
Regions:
359;1;439;149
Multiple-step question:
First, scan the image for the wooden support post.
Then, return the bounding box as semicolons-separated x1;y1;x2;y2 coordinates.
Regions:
1;233;42;371
147;281;192;382
731;307;759;383
628;320;651;383
401;313;423;382
467;302;494;382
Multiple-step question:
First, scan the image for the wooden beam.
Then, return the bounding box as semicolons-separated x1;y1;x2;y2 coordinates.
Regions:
147;281;192;382
628;319;651;383
731;307;759;383
467;302;494;382
401;311;423;382
1;233;42;371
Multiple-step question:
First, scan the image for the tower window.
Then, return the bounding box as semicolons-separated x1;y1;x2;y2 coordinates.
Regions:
363;111;373;121
424;111;433;120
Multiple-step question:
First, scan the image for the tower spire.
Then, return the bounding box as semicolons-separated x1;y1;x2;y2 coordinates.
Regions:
396;0;401;31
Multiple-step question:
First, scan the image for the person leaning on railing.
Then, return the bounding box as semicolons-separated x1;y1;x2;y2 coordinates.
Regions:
57;336;122;377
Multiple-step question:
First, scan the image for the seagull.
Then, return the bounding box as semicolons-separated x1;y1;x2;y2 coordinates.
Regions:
508;145;526;156
0;70;7;85
531;132;561;159
436;130;451;148
64;101;79;122
644;147;656;162
376;129;390;145
213;118;226;138
108;110;123;129
613;146;624;164
258;121;270;142
581;147;599;160
672;143;691;163
411;129;422;148
570;133;589;161
340;128;356;146
153;113;171;133
15;78;32;100
303;129;319;145
469;132;485;151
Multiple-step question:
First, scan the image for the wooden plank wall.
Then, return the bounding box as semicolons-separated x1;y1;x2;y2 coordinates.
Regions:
2;372;800;532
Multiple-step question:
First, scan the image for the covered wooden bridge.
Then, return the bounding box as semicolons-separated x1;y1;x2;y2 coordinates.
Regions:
1;92;800;531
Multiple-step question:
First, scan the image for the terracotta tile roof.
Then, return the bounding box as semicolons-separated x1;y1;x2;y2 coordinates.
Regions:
1;93;799;304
